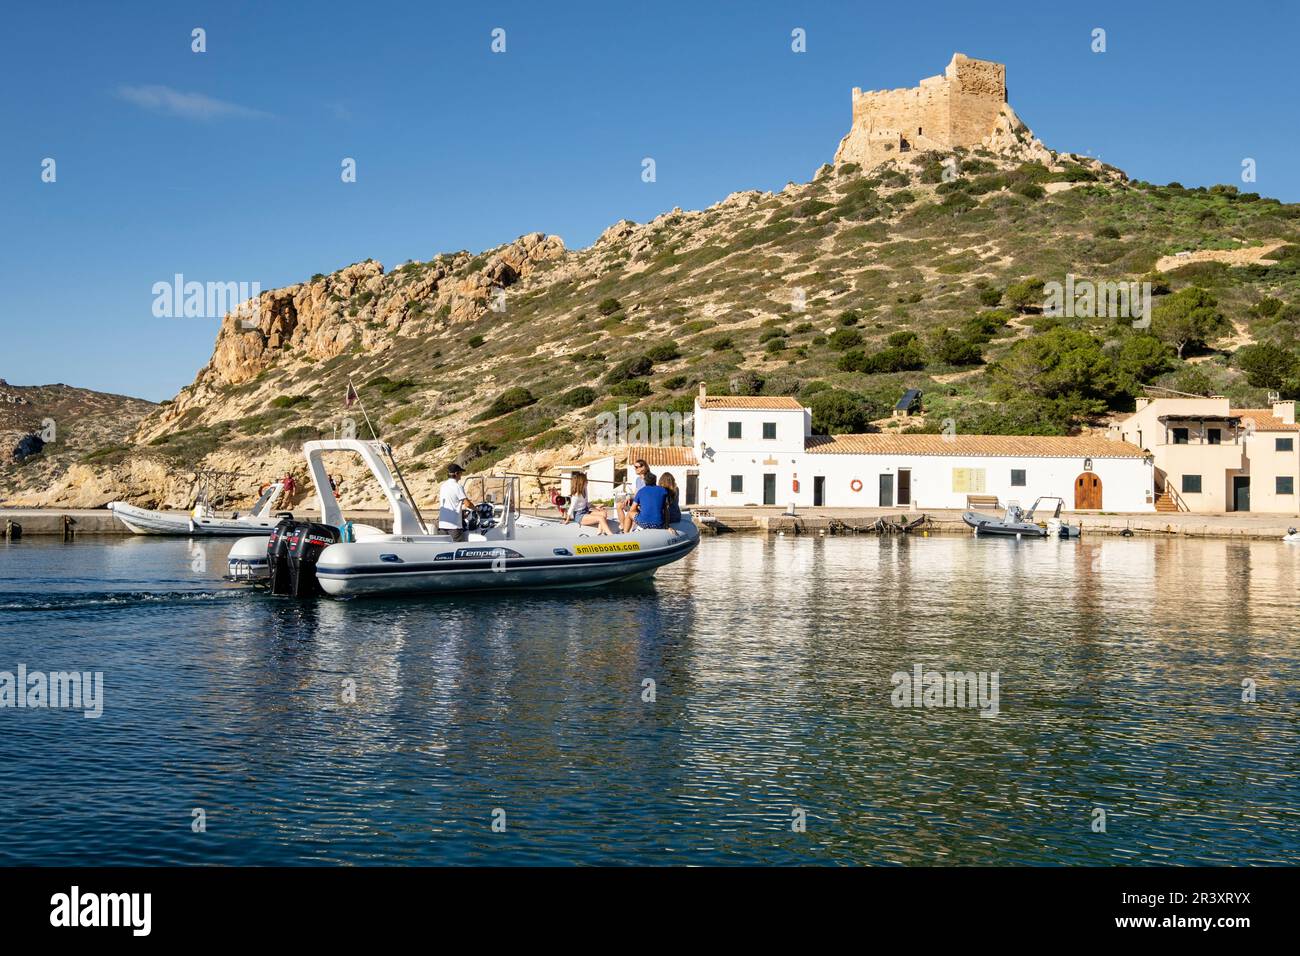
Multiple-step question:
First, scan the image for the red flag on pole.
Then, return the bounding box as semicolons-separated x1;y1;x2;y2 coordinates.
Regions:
345;381;357;408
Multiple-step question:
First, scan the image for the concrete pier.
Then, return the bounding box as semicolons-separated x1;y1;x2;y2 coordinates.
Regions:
2;506;1295;541
0;508;396;536
693;506;1300;540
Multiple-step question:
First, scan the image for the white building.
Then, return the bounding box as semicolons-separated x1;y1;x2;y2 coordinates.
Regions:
692;386;1154;512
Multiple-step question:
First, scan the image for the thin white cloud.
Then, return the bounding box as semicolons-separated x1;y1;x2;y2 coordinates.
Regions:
115;84;271;120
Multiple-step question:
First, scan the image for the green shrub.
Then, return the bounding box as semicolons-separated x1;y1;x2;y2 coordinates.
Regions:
604;355;653;383
1235;343;1299;390
661;374;689;390
808;389;878;434
279;425;317;444
468;335;486;348
482;387;536;419
271;394;310;409
610;379;653;398
643;342;680;362
558;385;597;407
827;328;863;351
928;329;983;366
414;431;445;455
729;370;765;396
597;297;623;316
386;406;421;426
1003;277;1046;313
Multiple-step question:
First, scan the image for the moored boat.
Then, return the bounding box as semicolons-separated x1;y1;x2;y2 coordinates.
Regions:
963;496;1079;539
111;475;291;536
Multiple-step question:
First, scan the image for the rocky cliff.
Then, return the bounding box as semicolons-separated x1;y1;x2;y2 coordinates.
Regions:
6;55;1299;513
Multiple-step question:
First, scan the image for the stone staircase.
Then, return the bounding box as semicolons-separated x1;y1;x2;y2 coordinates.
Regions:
1154;492;1182;513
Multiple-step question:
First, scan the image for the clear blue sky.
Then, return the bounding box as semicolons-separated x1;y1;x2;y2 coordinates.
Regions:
3;0;1297;401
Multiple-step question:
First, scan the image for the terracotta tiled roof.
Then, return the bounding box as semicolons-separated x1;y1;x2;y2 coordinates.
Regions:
804;433;1148;459
699;396;805;410
1237;409;1300;432
625;445;698;467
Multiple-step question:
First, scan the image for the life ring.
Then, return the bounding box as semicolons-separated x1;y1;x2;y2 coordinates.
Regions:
850;479;863;493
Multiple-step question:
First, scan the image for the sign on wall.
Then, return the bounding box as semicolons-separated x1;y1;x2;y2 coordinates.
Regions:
952;467;987;493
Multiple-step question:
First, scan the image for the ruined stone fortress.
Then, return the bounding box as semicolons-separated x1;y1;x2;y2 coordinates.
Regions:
834;53;1044;167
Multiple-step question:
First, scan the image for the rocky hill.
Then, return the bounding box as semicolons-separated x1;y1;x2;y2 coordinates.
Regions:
7;54;1300;511
0;381;156;505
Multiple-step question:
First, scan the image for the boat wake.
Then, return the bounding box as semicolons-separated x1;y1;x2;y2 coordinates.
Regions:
0;588;248;612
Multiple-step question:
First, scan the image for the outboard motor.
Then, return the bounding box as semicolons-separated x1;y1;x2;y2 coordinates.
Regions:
268;518;341;597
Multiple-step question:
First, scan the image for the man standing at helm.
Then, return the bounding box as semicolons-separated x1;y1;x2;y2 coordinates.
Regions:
438;463;476;542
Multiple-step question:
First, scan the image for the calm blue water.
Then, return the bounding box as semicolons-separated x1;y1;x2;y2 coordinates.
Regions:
0;532;1296;865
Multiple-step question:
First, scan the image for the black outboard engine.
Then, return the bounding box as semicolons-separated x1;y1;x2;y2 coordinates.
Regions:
268;518;341;597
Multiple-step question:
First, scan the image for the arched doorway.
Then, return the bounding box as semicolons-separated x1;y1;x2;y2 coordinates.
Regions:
1075;472;1102;510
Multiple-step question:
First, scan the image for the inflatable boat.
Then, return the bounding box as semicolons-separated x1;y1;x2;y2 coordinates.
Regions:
111;477;290;536
225;439;698;597
963;496;1079;539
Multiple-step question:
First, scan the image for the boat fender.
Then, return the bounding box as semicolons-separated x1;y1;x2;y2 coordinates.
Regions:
850;479;863;493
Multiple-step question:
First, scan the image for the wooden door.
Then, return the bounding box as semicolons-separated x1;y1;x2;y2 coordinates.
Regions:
1074;472;1102;510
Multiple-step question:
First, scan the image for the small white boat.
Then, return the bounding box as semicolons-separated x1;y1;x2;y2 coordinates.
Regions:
111;475;290;536
1284;527;1300;544
226;439;698;597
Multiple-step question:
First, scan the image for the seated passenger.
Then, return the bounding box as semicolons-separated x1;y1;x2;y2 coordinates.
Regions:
658;473;683;525
562;473;613;535
627;473;670;530
618;458;652;532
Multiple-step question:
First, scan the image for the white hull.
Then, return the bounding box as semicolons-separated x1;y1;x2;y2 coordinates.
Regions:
109;501;286;537
315;520;698;597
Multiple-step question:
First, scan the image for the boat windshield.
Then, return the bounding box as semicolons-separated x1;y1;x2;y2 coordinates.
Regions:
250;482;280;515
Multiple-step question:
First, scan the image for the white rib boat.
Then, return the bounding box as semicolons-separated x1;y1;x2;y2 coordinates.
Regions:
111;477;290;536
226;439;698;597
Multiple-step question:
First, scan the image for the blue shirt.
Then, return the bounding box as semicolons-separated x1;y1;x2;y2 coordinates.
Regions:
632;485;670;529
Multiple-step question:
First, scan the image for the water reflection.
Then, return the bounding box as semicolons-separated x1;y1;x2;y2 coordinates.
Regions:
0;534;1295;864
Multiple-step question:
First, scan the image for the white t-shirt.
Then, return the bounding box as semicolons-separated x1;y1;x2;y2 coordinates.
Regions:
438;478;468;530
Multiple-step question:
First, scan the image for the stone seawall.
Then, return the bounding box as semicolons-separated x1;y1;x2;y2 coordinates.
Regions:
696;508;1298;540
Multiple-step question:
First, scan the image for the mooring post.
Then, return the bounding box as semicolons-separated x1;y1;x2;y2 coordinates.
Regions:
62;514;74;540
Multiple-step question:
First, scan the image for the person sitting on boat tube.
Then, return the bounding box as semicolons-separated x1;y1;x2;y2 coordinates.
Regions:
438;463;477;542
625;472;670;531
658;472;683;524
617;458;653;531
562;472;613;535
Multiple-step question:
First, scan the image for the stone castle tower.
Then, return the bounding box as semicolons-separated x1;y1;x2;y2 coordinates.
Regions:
834;53;1041;167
